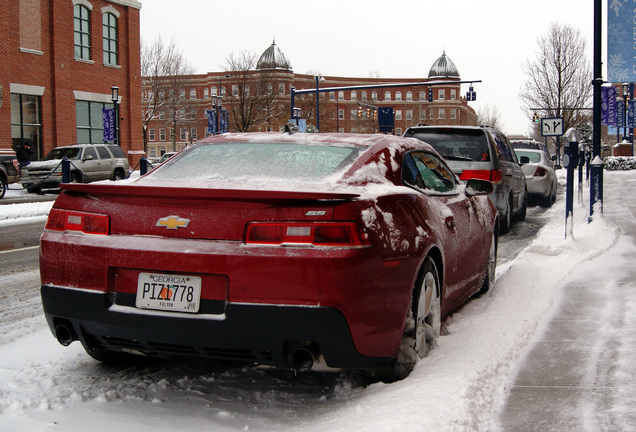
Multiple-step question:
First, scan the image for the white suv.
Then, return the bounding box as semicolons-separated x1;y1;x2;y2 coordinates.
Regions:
21;144;130;193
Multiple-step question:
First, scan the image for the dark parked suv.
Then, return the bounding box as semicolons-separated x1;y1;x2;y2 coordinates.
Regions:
404;125;527;233
0;149;20;199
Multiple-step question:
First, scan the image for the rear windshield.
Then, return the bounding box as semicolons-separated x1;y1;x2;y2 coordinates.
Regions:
149;142;362;182
405;130;490;162
43;147;81;161
515;150;542;163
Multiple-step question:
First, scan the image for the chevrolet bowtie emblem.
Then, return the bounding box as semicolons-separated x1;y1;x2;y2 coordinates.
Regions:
156;215;190;230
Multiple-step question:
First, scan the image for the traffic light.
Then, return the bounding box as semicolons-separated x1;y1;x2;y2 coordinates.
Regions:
428;88;433;102
373;109;377;120
366;108;370;118
466;85;476;101
357;106;363;118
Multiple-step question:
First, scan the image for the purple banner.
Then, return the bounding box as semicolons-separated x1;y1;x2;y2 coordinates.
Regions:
601;86;617;126
102;108;115;141
206;109;217;134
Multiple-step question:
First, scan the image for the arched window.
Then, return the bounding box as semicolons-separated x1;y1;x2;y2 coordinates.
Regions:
396;91;402;101
406;91;413;101
74;4;91;60
102;12;118;64
385;91;391;101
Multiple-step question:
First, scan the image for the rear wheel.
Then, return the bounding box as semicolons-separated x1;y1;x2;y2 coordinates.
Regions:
111;169;125;181
499;197;512;234
0;176;6;199
479;230;497;295
375;257;441;382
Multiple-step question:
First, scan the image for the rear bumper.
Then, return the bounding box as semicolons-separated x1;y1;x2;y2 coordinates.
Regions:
39;230;420;366
41;284;394;369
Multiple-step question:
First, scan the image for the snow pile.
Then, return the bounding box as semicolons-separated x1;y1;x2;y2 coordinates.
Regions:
604;156;636;170
0;201;53;224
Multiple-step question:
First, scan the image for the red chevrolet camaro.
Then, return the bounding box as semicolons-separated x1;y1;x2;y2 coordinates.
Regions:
40;132;498;380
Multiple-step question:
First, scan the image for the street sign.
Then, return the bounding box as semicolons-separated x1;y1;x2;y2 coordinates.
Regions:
541;117;564;137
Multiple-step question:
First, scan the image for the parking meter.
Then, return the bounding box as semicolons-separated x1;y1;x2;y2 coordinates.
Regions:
562;128;580;238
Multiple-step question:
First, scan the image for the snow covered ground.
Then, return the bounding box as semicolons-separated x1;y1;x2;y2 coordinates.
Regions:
0;169;632;431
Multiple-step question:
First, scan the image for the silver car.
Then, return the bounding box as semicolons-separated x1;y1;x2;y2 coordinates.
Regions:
21;144;130;193
404;125;527;234
514;148;558;207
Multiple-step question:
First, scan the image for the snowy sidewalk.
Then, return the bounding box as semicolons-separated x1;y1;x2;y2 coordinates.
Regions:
498;171;636;431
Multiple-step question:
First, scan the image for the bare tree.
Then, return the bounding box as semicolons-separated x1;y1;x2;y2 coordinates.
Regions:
520;22;593;154
222;50;282;132
477;103;504;131
141;37;195;152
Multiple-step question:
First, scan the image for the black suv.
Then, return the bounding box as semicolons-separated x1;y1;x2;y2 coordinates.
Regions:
0;150;20;199
404;125;527;234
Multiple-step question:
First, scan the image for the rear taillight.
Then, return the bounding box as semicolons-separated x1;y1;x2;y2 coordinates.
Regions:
46;209;110;235
459;169;503;185
533;167;548;177
245;222;370;247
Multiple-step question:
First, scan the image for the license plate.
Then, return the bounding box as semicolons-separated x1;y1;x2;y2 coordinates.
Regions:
136;273;202;313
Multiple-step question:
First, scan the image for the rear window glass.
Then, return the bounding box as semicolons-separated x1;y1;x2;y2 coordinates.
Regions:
108;145;127;158
515;150;542;163
149;142;362;182
404;130;490;162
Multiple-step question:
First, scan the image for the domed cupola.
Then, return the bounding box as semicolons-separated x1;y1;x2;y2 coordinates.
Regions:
256;40;292;71
428;51;460;79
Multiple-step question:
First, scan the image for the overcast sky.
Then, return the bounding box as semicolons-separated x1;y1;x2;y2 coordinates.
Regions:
139;0;605;135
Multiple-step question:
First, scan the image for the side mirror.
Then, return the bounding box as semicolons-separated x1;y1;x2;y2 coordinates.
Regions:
83;155;94;161
519;156;530;165
465;178;494;197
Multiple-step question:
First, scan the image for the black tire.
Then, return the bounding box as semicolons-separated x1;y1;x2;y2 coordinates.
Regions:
0;176;6;199
373;257;441;382
71;171;83;183
111;169;125;181
517;189;527;221
499;198;512;235
541;187;553;208
478;230;498;295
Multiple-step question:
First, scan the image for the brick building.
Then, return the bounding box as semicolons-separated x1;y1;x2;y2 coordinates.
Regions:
0;0;143;165
144;43;477;159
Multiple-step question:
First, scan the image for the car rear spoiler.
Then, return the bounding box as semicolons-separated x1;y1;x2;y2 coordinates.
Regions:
59;183;360;203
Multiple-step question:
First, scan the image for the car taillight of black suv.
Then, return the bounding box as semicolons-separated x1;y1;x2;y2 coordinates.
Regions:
404;125;527;234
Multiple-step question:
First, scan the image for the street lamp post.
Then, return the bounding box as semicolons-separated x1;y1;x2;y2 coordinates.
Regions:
623;83;629;143
111;85;120;146
211;95;222;135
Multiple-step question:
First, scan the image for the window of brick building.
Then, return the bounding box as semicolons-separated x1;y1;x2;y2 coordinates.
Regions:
74;4;91;60
102;12;118;65
149;129;155;141
11;93;43;160
396;91;402;101
385;91;391;101
159;128;166;141
76;100;115;144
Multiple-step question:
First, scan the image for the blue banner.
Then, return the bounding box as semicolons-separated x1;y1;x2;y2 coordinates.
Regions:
102;108;115;141
608;2;636;82
601;86;617;125
219;108;229;133
206;109;217;135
